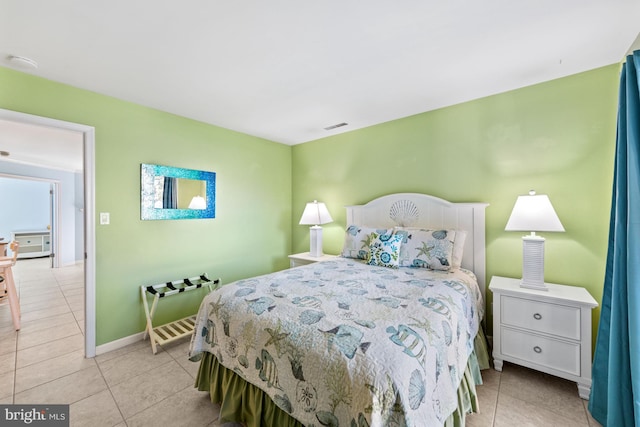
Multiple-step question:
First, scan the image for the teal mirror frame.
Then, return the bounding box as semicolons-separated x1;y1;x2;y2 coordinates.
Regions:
141;163;216;220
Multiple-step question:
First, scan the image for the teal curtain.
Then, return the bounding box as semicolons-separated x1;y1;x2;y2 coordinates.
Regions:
589;50;640;426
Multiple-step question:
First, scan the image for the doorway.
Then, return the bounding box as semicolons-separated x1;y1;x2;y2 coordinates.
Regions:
0;108;96;357
0;175;60;267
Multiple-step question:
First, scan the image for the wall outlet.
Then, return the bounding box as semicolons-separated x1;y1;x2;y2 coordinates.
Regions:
100;212;110;225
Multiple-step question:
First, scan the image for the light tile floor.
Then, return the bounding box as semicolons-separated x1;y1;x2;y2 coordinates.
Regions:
0;258;602;426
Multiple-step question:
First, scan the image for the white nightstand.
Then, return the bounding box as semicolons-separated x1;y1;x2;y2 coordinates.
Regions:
288;252;338;268
489;276;598;399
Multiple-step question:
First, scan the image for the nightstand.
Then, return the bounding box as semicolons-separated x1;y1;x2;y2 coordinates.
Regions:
489;276;598;399
288;252;337;268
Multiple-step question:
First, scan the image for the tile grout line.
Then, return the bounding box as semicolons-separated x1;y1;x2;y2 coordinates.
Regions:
93;354;129;426
55;268;86;338
14;332;85;371
11;327;18;404
162;340;224;426
53;267;86;339
52;268;75;324
9;259;83;406
11;268;21;405
13;365;100;404
491;369;500;427
101;357;180;423
490;364;594;426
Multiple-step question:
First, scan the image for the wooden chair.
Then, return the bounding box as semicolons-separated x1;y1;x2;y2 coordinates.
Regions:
0;241;20;330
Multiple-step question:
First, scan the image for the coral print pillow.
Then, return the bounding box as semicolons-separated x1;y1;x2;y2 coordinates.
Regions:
393;229;456;270
341;225;393;260
366;231;403;268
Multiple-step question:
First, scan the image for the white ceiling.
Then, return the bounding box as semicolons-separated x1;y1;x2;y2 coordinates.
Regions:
1;1;639;146
0;119;83;172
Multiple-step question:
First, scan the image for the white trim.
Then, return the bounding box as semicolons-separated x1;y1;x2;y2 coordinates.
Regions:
95;332;145;356
83;127;96;358
52;182;60;268
0;108;96;358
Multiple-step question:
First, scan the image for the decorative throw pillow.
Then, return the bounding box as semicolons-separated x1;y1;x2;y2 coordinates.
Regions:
341;225;393;260
366;232;403;268
393;229;456;270
396;227;466;270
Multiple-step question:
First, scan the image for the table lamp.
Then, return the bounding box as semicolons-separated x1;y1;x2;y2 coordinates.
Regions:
188;196;206;209
299;200;333;257
505;190;565;290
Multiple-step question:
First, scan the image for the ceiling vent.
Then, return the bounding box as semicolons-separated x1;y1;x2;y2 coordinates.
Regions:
324;122;348;131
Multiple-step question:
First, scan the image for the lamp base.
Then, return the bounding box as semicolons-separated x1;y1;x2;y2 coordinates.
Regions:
519;281;548;291
520;235;548;291
309;225;324;257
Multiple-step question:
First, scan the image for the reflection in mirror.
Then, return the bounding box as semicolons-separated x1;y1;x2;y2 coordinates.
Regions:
188;195;206;209
151;176;207;209
141;164;216;220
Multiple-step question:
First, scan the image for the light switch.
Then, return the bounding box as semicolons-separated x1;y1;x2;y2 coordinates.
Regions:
100;212;110;225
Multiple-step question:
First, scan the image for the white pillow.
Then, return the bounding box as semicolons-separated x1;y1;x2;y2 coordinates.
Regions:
451;230;467;270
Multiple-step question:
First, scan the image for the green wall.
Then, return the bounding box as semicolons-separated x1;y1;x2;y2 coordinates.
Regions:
0;66;292;345
292;64;620;338
1;62;621;347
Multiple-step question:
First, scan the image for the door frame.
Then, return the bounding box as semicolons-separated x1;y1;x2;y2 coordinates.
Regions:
0;108;96;357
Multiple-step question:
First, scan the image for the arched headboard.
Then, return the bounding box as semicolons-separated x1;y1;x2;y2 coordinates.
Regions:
345;193;489;301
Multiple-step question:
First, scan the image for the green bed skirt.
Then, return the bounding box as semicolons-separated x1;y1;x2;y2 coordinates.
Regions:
195;329;490;427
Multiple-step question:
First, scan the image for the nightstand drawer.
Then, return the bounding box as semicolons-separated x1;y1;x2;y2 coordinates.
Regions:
501;327;581;376
501;295;580;340
15;235;42;247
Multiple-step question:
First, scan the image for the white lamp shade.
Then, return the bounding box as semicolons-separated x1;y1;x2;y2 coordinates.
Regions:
188;196;207;209
299;200;333;225
505;192;565;232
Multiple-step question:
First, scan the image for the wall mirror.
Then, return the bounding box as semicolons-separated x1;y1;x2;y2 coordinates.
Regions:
141;163;216;220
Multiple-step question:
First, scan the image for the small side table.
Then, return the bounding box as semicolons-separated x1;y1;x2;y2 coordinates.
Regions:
288;252;337;268
490;276;598;399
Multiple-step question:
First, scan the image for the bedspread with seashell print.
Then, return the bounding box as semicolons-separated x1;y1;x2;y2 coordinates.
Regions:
189;257;483;427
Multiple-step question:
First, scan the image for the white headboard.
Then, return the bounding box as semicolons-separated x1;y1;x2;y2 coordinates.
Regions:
345;193;489;300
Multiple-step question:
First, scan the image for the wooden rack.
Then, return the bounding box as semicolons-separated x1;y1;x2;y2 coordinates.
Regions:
141;273;220;354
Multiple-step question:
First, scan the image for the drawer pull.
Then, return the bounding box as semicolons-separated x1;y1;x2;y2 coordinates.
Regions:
533;313;542;320
533;346;542;354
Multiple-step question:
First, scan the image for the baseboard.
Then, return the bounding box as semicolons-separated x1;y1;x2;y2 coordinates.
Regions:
95;331;145;356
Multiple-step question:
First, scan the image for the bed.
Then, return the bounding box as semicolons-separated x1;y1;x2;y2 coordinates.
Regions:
189;193;489;427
